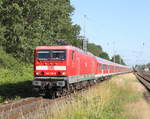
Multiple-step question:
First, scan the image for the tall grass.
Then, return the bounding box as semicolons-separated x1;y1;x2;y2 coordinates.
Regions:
42;80;141;119
0;47;33;103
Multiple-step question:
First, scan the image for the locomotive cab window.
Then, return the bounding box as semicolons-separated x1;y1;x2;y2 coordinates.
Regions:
37;50;66;61
51;50;66;61
37;50;51;60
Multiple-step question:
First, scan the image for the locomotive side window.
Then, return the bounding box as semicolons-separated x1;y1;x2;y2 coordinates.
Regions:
37;50;66;61
107;65;110;70
72;51;75;61
99;63;101;70
102;64;104;70
105;65;107;70
102;64;106;70
113;66;115;71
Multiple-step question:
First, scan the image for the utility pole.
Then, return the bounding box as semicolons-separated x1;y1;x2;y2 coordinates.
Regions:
79;36;88;51
113;41;116;63
83;37;88;51
82;14;88;51
83;15;86;37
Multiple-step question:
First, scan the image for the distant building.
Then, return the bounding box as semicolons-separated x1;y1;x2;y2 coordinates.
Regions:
144;66;150;71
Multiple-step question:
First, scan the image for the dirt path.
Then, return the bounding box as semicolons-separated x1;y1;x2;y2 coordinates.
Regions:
112;73;150;119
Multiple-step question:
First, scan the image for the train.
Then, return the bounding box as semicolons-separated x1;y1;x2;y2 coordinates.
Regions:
32;45;131;97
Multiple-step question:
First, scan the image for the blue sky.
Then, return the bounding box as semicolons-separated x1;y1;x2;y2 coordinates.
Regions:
71;0;150;66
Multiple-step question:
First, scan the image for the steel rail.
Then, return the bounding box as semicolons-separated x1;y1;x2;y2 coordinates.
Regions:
134;71;150;90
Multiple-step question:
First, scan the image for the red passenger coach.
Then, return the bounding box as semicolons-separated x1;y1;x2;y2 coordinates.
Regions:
32;45;131;97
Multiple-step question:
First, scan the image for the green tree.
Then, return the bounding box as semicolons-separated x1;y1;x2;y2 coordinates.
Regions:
87;43;103;56
87;43;110;60
99;52;110;60
0;24;5;46
111;55;126;65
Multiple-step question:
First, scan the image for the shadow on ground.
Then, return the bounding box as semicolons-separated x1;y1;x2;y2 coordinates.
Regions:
0;80;36;103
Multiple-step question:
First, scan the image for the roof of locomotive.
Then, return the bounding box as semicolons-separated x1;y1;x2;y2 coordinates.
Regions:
35;45;94;57
35;45;74;50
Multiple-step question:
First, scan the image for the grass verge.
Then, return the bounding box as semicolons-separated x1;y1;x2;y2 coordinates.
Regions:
42;76;141;119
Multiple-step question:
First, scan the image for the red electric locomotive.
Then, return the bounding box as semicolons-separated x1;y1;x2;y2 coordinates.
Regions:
33;46;97;96
32;45;131;97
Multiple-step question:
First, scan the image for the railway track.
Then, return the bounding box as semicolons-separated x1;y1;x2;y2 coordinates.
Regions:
134;70;150;91
0;92;80;119
0;97;44;119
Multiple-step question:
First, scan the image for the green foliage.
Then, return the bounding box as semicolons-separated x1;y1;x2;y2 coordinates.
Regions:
99;83;140;119
88;43;102;56
0;66;33;103
0;0;80;62
99;52;110;60
0;24;5;46
0;48;33;103
111;54;126;65
0;47;20;69
87;43;110;60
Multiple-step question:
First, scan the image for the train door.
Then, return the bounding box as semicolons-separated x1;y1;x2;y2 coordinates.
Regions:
102;64;104;75
76;52;80;76
96;63;99;74
71;50;75;76
108;65;110;74
92;61;95;74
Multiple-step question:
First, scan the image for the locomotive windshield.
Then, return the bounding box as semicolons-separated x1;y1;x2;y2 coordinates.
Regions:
37;50;66;61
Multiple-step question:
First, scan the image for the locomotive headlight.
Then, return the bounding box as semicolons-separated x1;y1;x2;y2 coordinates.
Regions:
36;72;40;75
56;81;65;87
62;72;66;75
45;72;50;75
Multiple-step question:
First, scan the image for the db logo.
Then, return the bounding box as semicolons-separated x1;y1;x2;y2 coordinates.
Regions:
49;66;54;70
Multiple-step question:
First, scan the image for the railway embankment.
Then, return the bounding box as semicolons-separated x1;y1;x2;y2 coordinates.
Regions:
38;73;150;119
0;48;33;103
